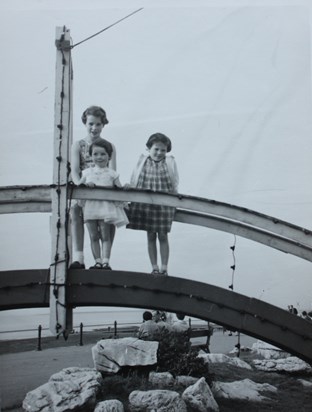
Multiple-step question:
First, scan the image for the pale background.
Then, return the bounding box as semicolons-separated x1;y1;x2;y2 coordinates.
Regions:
1;0;312;325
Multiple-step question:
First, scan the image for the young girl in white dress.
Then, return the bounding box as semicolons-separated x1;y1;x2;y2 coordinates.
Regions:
79;138;128;269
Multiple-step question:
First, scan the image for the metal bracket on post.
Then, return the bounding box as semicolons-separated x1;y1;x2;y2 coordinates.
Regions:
55;26;71;51
50;26;73;339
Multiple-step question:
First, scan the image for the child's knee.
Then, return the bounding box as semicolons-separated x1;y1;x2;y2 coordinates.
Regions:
101;233;110;242
147;232;157;241
158;233;168;242
89;231;100;242
71;204;83;223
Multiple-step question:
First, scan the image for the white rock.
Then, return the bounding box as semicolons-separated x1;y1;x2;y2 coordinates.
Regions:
229;346;250;354
251;340;289;359
212;378;277;402
148;371;175;387
253;356;312;372
92;337;159;374
23;367;102;412
298;379;312;387
182;376;219;411
129;389;187;411
94;399;124;411
198;353;252;369
175;375;199;388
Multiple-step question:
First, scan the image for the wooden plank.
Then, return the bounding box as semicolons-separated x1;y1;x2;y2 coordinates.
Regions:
72;187;312;247
0;270;49;310
0;203;51;214
1;186;312;262
175;210;312;263
1;269;312;363
1;185;311;248
0;185;51;203
49;26;73;337
66;270;312;363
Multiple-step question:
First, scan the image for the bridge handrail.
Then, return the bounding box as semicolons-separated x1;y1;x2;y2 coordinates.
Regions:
175;210;312;262
1;269;312;363
1;184;311;247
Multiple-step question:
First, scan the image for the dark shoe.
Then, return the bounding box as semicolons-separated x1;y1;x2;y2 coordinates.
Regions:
160;270;168;276
70;261;85;269
102;263;112;270
89;262;103;269
151;269;160;275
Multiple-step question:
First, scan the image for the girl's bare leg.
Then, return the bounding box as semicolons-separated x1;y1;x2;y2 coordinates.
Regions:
99;222;112;264
147;232;159;272
158;233;169;273
71;204;84;265
110;224;116;245
86;221;101;263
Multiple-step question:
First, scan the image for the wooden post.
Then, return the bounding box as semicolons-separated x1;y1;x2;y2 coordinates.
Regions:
50;26;73;338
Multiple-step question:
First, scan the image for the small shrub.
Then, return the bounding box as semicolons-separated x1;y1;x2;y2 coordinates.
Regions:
156;329;213;383
98;371;151;404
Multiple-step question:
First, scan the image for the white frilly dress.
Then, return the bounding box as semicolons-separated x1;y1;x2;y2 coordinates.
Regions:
82;166;129;228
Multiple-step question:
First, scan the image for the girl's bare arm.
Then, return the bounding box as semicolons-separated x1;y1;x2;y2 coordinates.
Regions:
114;176;123;188
71;141;82;184
110;143;117;171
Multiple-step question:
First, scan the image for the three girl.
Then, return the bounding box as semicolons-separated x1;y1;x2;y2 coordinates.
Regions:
72;110;179;274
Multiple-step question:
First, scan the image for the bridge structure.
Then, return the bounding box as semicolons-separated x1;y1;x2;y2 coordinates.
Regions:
0;26;312;364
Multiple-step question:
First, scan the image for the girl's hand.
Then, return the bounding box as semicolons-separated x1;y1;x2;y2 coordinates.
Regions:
78;176;86;185
86;182;96;187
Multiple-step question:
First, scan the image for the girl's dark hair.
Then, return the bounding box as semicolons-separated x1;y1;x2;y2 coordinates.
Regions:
89;138;113;158
146;132;172;153
143;311;153;321
81;106;109;125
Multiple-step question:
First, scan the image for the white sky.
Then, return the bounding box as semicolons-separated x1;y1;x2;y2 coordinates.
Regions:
1;0;312;311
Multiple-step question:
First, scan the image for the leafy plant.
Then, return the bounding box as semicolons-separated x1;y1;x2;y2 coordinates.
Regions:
156;329;213;383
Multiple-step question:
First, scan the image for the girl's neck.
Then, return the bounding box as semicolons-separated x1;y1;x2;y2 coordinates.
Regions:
94;164;108;169
149;156;165;163
86;135;101;144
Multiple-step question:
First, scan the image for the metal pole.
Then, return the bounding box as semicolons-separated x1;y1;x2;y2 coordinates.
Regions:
37;324;42;351
79;322;83;346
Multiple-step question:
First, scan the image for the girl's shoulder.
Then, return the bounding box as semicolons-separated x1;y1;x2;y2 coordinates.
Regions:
72;138;85;149
76;138;88;147
72;138;90;153
107;168;119;177
81;166;92;175
101;137;114;149
103;137;113;145
166;155;177;165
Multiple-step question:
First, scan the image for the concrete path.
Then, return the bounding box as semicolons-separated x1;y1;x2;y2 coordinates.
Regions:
0;344;94;410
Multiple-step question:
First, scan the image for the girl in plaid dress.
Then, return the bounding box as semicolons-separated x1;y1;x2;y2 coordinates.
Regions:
127;133;179;275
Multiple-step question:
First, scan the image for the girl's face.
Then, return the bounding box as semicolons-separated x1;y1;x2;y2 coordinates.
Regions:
148;141;168;162
91;145;110;168
85;115;104;140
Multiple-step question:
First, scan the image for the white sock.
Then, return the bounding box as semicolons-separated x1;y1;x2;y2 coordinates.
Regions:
73;251;84;264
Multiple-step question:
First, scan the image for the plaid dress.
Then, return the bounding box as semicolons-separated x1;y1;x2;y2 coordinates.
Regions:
127;157;176;233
